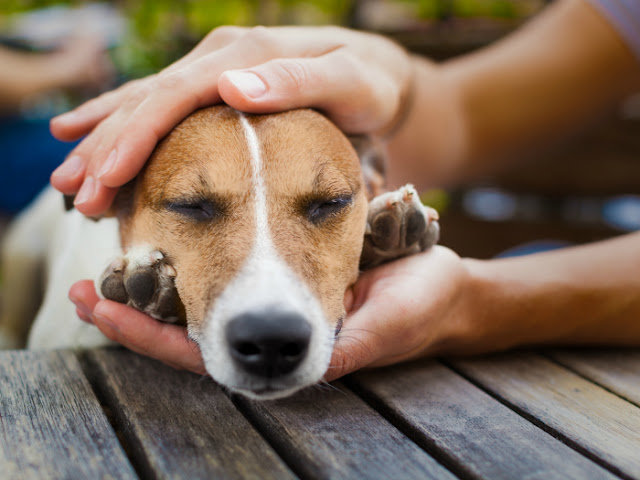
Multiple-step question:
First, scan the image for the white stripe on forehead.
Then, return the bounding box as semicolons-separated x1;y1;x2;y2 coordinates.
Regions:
239;114;270;252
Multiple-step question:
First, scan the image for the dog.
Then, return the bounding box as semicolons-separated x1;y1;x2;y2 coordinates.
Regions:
0;106;439;399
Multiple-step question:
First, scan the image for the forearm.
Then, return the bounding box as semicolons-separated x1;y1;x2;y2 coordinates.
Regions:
459;232;640;353
0;48;69;111
386;0;640;188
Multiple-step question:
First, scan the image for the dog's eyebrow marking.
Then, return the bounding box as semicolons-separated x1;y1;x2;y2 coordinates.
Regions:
312;161;361;197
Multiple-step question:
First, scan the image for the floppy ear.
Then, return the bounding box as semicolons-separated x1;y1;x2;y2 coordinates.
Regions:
348;135;387;200
62;180;136;221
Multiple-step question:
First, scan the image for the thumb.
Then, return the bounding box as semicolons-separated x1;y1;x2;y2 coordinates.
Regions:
218;52;398;134
324;309;384;382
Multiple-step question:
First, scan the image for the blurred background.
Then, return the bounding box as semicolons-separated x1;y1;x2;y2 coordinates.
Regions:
0;0;638;259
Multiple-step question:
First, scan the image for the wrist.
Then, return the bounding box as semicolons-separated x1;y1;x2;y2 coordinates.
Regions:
383;56;469;189
457;257;534;354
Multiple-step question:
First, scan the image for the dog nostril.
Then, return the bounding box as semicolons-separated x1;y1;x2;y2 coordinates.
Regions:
236;342;260;356
226;311;312;378
280;342;303;358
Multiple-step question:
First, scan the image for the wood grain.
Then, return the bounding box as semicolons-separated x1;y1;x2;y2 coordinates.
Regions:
82;348;295;480
349;359;616;480
0;350;136;480
234;380;455;480
548;348;640;407
451;353;640;479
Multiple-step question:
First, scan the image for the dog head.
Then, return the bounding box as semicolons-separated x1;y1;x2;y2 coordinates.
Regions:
115;106;368;399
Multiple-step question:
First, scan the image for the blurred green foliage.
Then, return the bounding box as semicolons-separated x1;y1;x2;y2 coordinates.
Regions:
1;0;537;77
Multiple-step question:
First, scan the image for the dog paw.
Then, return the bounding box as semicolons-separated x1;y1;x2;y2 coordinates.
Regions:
361;184;440;269
98;246;183;323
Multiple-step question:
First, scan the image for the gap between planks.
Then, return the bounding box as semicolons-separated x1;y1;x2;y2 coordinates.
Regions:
445;352;640;480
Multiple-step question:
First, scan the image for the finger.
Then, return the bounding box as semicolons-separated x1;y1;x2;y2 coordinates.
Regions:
92;299;206;375
324;303;387;382
50;155;86;195
96;66;220;187
72;176;118;216
51;86;130;141
219;51;399;134
51;94;133;196
50;26;248;142
76;307;92;323
71;281;205;374
69;279;101;311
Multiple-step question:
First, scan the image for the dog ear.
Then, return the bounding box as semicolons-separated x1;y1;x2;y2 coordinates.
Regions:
348;135;387;199
61;180;135;221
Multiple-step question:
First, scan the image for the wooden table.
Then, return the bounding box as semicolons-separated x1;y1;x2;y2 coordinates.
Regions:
1;348;639;479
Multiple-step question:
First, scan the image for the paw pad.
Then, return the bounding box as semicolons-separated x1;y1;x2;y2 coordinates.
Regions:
361;184;440;269
99;247;183;323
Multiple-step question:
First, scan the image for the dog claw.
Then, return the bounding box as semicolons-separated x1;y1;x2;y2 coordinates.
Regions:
361;184;440;269
99;246;183;323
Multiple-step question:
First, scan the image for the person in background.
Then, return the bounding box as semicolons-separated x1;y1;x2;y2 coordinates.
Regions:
0;36;113;213
50;0;640;379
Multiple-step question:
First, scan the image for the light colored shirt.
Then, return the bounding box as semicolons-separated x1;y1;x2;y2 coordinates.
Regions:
588;0;640;61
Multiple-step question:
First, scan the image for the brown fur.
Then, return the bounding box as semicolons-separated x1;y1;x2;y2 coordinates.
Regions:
117;106;367;333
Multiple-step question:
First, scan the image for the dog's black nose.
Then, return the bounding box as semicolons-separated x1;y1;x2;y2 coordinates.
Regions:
226;311;312;378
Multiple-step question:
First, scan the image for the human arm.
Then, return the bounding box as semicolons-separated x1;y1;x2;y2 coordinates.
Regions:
0;39;113;112
385;0;640;187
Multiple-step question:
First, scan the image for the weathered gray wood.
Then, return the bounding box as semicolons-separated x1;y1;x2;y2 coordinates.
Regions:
548;348;640;407
451;353;640;479
234;381;456;480
0;350;136;480
349;359;616;480
83;348;295;480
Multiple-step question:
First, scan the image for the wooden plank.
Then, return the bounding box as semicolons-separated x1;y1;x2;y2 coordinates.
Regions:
348;359;616;480
233;381;456;480
548;348;640;407
451;353;640;479
83;348;295;480
0;350;136;480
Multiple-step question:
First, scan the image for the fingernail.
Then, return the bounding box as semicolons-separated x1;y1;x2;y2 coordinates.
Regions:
93;313;119;333
74;176;96;206
224;71;267;98
52;155;84;180
97;149;117;179
76;308;93;324
52;111;76;125
70;297;90;315
69;296;94;324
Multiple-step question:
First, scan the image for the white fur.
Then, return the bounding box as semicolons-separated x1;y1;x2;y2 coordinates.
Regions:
1;187;120;349
198;113;333;400
28;208;120;349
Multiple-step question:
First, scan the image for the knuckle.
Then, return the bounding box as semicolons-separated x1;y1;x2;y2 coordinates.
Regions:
207;25;245;44
242;26;278;51
155;70;186;91
124;81;154;106
272;59;312;92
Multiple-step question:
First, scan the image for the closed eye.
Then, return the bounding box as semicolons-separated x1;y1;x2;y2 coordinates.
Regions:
165;199;219;222
307;195;353;224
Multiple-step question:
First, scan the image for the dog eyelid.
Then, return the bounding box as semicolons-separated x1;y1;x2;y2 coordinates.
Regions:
165;199;219;222
306;194;353;224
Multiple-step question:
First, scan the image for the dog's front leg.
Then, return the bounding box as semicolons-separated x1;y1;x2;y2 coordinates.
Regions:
360;184;440;269
99;245;184;324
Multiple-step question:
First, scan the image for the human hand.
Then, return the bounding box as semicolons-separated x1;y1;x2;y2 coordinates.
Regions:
326;245;472;381
49;26;412;216
68;246;474;382
69;280;207;374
